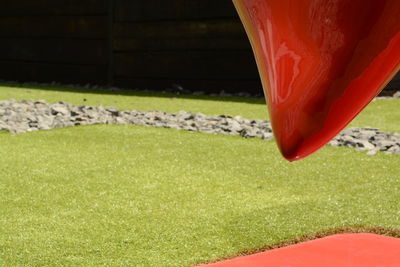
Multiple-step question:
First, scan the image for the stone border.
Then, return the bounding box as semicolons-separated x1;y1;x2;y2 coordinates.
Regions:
0;99;399;155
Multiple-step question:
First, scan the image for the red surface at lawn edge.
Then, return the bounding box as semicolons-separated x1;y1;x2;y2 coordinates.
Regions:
202;233;400;266
197;226;400;266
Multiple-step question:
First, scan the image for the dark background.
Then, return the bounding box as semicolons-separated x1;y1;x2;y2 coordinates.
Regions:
0;0;398;94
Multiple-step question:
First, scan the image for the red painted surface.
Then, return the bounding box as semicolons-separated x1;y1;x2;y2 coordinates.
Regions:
202;233;400;266
233;0;400;161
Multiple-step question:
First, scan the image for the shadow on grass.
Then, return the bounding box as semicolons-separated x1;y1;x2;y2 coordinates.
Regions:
0;82;267;105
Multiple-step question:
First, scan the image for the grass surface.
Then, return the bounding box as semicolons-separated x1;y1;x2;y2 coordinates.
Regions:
0;83;399;266
349;99;400;133
0;125;399;266
1;83;399;133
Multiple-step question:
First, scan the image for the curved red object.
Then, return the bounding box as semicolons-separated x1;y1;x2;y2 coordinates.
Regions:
202;234;400;267
233;0;400;161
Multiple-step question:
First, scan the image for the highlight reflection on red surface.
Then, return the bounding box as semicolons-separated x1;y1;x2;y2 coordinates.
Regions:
233;0;400;161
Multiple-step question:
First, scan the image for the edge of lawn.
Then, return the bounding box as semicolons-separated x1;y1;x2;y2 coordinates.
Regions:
204;226;400;264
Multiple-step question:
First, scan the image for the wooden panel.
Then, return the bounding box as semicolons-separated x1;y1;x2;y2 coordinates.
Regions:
114;78;263;95
113;19;250;51
0;61;107;85
114;19;245;39
114;51;259;80
0;16;107;38
0;0;108;16
113;36;251;52
115;0;237;22
0;38;107;64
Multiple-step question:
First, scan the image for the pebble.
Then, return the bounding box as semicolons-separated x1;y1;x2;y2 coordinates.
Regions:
0;100;399;155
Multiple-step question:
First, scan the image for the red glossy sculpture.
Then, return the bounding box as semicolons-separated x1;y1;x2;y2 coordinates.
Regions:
233;0;400;161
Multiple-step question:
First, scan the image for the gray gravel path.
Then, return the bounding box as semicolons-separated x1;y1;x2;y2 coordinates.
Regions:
0;99;399;155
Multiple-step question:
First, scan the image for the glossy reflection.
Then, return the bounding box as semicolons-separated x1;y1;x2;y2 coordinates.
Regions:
233;0;400;161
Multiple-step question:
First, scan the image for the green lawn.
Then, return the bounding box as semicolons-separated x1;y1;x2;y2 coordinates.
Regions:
0;126;399;266
0;84;399;266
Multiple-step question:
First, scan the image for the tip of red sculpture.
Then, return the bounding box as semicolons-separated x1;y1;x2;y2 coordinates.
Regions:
234;0;400;160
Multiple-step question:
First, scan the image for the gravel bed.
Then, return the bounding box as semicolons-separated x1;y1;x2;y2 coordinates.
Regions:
0;99;399;155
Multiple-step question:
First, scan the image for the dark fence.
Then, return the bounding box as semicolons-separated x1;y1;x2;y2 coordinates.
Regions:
0;0;398;94
0;0;109;85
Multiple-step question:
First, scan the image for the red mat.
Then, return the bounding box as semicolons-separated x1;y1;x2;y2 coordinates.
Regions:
202;234;400;267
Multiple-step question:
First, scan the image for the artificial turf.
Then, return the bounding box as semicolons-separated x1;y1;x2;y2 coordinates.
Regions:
0;125;399;266
0;83;399;266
